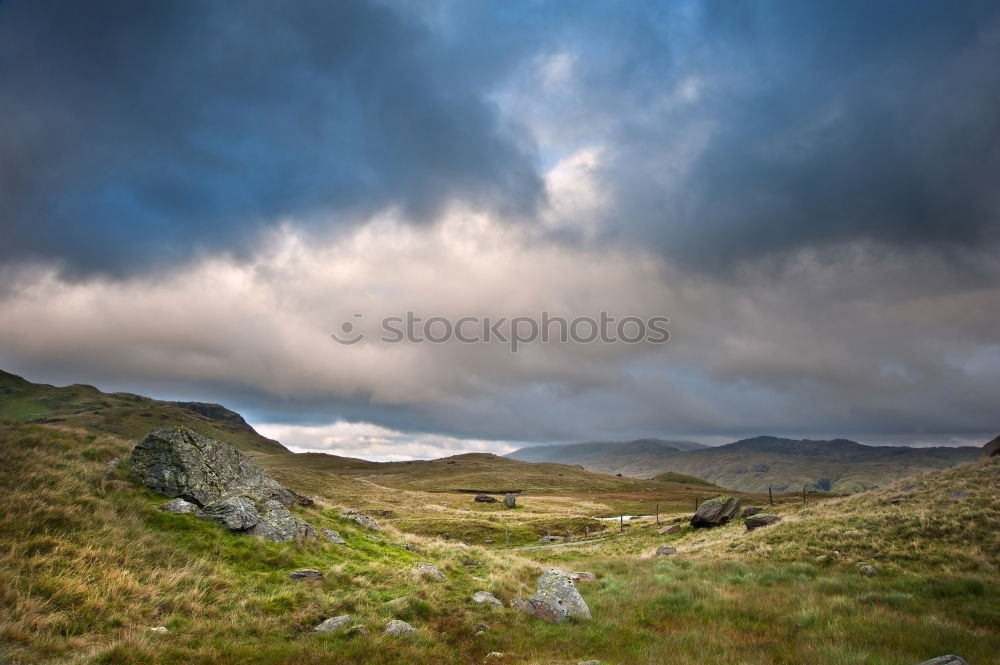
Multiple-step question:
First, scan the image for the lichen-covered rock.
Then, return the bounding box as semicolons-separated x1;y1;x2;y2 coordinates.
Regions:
474;494;498;503
657;524;680;535
690;496;741;528
570;571;596;583
160;498;198;514
741;506;764;518
384;619;417;637
402;543;424;554
744;513;782;531
323;529;347;545
528;568;591;623
251;500;317;542
130;426;297;507
341;508;380;531
415;562;445;580
314;615;352;632
655;546;677;556
504;493;517;508
198;496;259;530
472;591;502;607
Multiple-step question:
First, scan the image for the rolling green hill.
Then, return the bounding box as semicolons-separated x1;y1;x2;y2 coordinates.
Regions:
0;369;288;454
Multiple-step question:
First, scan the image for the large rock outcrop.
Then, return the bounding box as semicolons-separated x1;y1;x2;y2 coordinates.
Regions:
526;568;591;623
982;435;1000;457
690;496;741;528
131;426;297;507
131;426;315;542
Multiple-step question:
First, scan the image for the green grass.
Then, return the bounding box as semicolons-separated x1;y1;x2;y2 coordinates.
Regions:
1;410;998;665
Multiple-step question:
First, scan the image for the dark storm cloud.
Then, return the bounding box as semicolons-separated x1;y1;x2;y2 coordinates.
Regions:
598;0;1000;264
0;0;542;274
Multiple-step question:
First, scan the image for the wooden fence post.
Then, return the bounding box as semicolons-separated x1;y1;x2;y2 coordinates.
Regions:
769;487;773;506
656;503;660;525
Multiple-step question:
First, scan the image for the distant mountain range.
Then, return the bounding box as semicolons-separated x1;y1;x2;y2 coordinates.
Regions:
508;435;983;492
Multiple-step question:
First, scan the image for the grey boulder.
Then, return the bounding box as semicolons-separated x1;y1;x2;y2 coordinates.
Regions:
415;562;446;580
198;496;259;531
744;514;782;531
504;493;517;508
472;591;503;607
527;568;592;623
131;426;297;507
314;615;352;632
655;546;677;556
657;524;680;535
691;496;741;528
252;500;317;542
475;494;498;503
741;506;764;518
384;619;417;637
323;529;347;545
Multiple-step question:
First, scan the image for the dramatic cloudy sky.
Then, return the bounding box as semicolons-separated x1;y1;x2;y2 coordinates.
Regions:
2;0;998;458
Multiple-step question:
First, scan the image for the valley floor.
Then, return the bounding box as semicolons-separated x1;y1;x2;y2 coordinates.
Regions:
1;421;998;665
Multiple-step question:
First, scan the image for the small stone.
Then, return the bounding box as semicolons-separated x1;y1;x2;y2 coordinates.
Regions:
570;571;596;583
472;591;503;607
655;546;677;556
538;535;560;543
288;568;323;581
914;656;969;665
314;615;351;632
149;626;168;634
484;652;504;661
345;624;367;636
473;623;489;633
322;529;347;545
578;661;602;665
657;524;680;535
385;596;410;611
857;563;878;577
384;619;417;637
402;543;424;554
341;508;380;531
415;562;445;580
741;506;763;518
160;498;198;514
890;497;908;505
475;494;498;503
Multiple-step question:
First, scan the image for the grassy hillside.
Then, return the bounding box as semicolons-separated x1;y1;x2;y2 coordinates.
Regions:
2;419;998;665
0;370;288;454
513;433;981;493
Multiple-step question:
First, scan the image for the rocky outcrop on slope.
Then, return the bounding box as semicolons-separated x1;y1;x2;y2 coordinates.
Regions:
131;426;315;542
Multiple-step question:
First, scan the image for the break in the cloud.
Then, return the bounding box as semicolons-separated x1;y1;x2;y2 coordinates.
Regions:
255;421;521;461
1;0;998;457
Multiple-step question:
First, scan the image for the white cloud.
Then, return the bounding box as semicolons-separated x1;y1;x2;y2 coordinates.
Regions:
256;420;519;461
